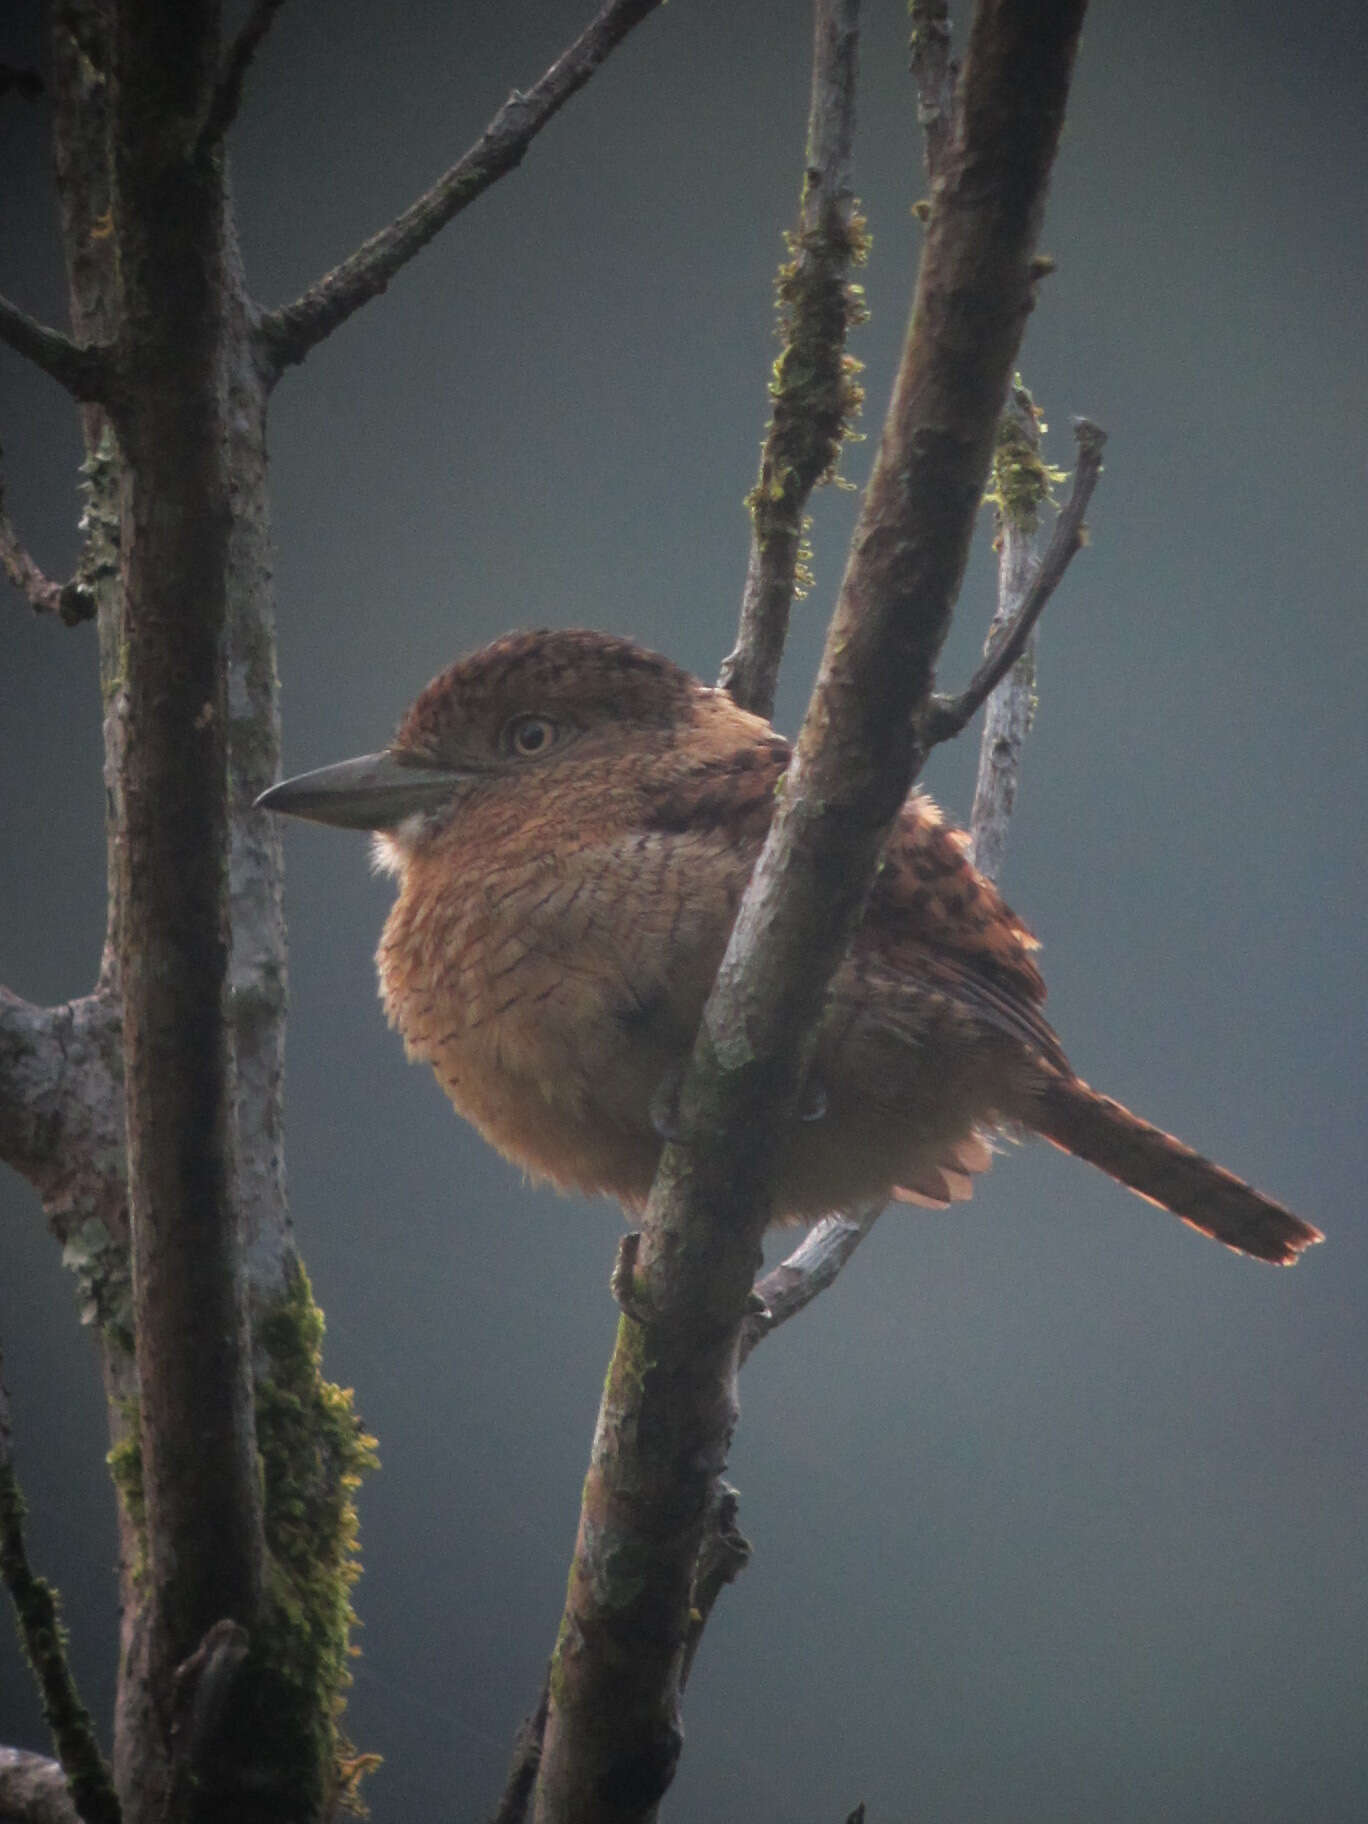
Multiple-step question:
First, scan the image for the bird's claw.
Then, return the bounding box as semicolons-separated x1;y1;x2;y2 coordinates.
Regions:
649;1065;685;1142
799;1076;827;1123
611;1230;655;1324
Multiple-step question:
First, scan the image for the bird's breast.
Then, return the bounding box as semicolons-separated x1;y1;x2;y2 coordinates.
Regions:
376;828;740;1200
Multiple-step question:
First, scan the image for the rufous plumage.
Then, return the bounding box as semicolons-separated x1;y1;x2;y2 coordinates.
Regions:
260;629;1321;1266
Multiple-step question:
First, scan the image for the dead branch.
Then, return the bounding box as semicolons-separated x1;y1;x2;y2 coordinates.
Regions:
197;0;288;153
0;1356;120;1824
966;386;1049;875
740;1205;884;1361
0;299;107;401
718;0;865;720
488;1680;550;1824
254;0;666;379
532;6;1089;1819
0;461;96;625
925;415;1106;751
908;0;957;181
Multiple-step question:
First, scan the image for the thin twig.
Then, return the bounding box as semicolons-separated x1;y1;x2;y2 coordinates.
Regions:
0;297;107;400
0;501;65;617
197;0;288;154
255;0;666;379
0;1355;121;1824
740;1205;884;1362
678;1484;751;1692
924;416;1105;750
0;461;96;624
488;1677;549;1824
718;0;865;719
969;385;1047;877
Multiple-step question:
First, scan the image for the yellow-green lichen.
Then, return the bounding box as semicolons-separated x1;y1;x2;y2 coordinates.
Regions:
746;205;871;572
61;1217;132;1350
610;1308;655;1400
246;1261;381;1818
101;1270;379;1816
984;380;1068;533
105;1396;146;1582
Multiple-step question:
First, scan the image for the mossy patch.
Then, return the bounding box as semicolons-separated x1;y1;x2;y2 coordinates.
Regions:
985;380;1067;532
245;1260;381;1818
103;1265;380;1819
746;203;871;582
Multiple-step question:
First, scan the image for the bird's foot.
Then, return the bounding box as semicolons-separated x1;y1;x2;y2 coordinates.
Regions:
611;1230;656;1325
649;1065;686;1142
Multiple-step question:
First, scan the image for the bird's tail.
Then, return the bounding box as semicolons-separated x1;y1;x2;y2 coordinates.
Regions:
1031;1076;1322;1265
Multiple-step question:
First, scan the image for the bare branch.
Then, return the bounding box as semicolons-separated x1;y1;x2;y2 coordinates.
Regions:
677;1483;751;1693
908;0;958;182
0;298;107;401
533;5;1089;1816
488;1678;549;1824
719;0;865;719
0;991;123;1195
0;990;66;1186
255;0;666;379
740;1205;884;1363
0;504;63;616
924;415;1106;751
0;463;96;625
0;1356;121;1824
0;1749;80;1824
967;387;1047;877
197;0;288;154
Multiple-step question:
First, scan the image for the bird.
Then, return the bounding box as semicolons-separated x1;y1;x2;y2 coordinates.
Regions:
257;628;1321;1266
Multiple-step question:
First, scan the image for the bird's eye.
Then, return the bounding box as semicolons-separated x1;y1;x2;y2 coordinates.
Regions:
505;714;557;757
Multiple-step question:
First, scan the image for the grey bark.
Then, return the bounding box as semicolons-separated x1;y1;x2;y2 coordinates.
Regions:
532;5;1090;1820
0;3;693;1817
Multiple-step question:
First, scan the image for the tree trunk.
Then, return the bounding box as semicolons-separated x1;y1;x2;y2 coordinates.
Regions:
38;5;370;1818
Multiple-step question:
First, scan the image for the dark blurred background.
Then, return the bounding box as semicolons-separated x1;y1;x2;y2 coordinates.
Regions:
2;2;1365;1819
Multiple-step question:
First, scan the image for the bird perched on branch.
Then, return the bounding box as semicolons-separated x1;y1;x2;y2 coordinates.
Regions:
259;628;1320;1266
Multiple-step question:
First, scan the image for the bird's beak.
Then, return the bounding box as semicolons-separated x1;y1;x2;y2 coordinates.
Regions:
254;752;461;831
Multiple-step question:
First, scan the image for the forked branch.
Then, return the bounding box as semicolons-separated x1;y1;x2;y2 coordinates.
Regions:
255;0;666;379
0;462;97;625
197;0;289;154
925;415;1106;748
0;297;107;401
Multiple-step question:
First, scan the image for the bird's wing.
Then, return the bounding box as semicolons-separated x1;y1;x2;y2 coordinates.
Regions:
864;792;1069;1071
644;730;1067;1071
640;725;790;840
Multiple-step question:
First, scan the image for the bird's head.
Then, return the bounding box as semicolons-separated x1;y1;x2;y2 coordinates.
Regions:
256;629;719;865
